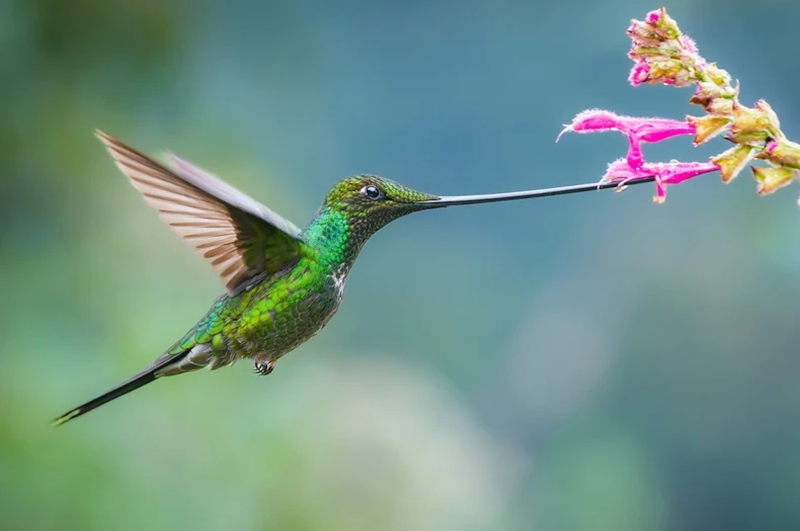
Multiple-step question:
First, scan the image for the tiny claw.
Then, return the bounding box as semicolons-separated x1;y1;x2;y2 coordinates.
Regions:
254;360;275;376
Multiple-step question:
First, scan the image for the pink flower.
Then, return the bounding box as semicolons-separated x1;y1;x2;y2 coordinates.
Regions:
603;158;720;203
559;109;696;169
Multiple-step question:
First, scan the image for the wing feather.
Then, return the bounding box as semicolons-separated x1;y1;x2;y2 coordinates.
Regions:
96;131;304;294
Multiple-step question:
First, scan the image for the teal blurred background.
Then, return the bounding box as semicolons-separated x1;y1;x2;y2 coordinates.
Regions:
3;0;800;529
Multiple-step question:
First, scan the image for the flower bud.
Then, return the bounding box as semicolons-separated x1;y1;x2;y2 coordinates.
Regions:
755;100;780;129
757;138;800;170
730;100;780;144
637;58;696;87
752;166;795;195
646;8;681;40
711;144;756;183
628;43;661;60
689;82;736;115
627;19;663;46
703;63;732;87
705;97;735;116
687;114;730;145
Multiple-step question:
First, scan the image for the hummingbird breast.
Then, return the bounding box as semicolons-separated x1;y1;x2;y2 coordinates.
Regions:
223;258;345;364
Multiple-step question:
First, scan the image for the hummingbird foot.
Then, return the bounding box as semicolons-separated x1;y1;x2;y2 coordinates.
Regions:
254;360;275;376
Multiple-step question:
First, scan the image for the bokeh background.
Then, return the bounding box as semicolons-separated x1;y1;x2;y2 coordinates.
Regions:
3;0;800;530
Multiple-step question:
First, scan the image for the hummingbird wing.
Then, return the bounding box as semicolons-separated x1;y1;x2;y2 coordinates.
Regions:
96;131;305;295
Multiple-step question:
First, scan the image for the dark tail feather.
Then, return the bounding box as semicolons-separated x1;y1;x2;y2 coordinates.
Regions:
52;350;189;427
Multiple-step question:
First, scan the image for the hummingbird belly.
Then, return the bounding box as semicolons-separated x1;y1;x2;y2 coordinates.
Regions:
162;261;344;376
227;262;343;365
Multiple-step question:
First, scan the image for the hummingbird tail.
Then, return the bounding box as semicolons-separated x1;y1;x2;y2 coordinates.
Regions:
52;350;190;427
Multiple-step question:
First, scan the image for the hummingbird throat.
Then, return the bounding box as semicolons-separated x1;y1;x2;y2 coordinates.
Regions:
302;207;361;274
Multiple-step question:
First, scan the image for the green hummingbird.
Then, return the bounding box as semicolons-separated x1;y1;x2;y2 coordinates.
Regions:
53;131;649;426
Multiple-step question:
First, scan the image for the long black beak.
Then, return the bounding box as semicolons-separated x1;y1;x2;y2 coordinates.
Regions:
418;175;656;209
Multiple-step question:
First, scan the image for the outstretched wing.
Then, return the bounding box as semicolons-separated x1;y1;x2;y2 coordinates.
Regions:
96;130;305;295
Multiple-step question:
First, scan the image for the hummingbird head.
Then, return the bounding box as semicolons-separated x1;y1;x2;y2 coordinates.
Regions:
304;175;442;267
321;174;440;237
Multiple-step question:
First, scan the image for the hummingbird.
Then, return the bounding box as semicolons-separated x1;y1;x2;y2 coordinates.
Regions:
53;131;654;426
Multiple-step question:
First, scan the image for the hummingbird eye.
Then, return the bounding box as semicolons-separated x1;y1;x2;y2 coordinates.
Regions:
361;184;383;200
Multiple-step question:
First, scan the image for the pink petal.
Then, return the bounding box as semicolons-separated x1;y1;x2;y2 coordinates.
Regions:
601;159;720;203
656;160;720;184
636;118;696;142
602;158;648;183
628;61;651;86
652;160;720;202
560;110;695;141
645;9;661;24
654;183;667;203
628;135;645;170
766;139;778;153
559;109;626;136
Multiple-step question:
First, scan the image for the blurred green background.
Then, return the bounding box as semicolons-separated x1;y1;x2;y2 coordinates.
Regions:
3;0;800;530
